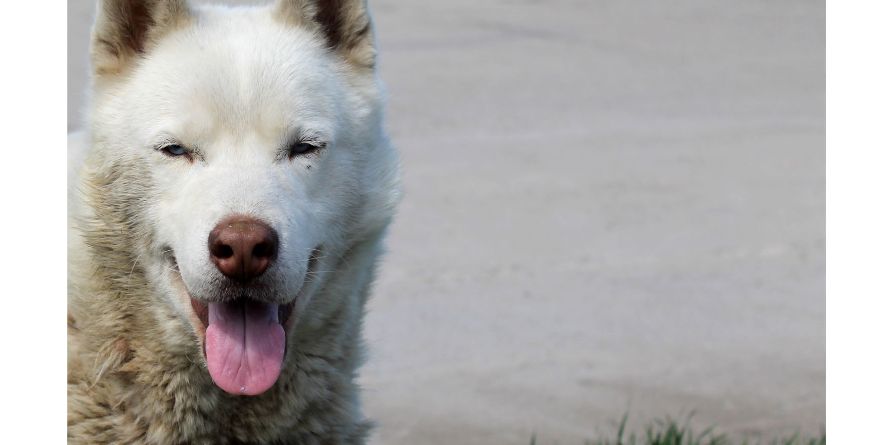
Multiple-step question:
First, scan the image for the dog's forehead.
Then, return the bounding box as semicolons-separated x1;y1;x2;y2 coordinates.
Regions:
127;7;339;141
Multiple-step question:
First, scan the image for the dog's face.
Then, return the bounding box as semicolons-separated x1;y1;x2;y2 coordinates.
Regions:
85;1;399;396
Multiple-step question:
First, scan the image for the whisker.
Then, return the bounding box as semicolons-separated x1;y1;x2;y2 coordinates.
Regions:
127;251;145;280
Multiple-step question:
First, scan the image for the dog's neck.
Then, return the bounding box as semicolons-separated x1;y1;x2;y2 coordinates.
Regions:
68;215;383;443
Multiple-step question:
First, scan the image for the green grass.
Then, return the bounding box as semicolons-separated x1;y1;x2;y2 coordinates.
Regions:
528;415;825;445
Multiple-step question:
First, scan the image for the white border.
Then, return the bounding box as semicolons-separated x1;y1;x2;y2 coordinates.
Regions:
0;1;67;442
827;1;886;442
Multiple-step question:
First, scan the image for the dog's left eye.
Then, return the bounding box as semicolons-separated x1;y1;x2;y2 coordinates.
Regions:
288;141;325;159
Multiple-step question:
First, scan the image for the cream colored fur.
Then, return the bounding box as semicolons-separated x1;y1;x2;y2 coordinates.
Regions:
68;1;400;443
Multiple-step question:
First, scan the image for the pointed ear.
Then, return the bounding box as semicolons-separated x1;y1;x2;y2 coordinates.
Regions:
275;0;376;69
91;0;191;76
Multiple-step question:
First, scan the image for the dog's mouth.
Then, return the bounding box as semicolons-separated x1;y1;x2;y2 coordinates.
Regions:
189;296;290;396
168;247;321;396
190;297;294;333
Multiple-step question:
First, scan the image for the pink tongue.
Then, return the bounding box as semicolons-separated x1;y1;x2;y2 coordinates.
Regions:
205;300;285;396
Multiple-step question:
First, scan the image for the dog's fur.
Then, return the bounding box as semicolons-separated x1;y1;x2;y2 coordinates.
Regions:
67;1;400;443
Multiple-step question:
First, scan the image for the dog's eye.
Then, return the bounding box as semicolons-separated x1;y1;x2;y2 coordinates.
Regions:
160;144;189;158
288;141;325;159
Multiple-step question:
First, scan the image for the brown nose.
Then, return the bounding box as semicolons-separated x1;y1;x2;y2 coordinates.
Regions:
208;216;279;282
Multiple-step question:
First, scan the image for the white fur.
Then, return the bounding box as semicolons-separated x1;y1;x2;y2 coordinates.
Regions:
69;2;400;442
77;3;399;324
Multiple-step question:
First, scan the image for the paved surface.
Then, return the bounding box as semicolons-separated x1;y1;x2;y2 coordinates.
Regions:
69;1;825;443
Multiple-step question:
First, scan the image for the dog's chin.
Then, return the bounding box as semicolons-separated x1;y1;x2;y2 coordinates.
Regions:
163;248;320;397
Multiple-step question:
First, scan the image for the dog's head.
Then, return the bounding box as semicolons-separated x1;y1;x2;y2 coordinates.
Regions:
83;0;399;396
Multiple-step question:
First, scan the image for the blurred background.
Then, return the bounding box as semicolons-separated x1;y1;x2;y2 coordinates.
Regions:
68;1;825;443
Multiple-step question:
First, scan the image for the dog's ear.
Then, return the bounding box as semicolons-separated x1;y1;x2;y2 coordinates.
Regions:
275;0;376;69
91;0;191;76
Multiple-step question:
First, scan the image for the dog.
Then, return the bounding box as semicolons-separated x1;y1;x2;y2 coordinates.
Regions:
67;1;400;443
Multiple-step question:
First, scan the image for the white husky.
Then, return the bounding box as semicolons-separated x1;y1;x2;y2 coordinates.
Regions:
67;1;400;443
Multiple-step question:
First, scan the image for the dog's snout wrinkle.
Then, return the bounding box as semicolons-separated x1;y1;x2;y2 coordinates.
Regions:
208;215;279;283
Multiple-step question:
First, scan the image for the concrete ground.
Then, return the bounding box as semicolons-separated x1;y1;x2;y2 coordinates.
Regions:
68;1;825;443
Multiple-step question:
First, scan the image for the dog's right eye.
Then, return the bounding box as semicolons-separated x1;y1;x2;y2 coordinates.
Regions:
160;144;190;159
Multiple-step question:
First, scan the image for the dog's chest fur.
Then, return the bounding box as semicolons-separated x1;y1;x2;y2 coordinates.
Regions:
68;227;382;444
